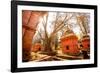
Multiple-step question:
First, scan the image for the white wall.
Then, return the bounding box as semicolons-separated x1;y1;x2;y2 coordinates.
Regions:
0;0;99;73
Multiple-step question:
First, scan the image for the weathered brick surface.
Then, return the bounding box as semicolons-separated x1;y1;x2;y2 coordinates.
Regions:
22;11;45;61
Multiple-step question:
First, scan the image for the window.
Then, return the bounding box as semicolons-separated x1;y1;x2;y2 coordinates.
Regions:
80;44;83;48
66;46;69;50
88;44;90;47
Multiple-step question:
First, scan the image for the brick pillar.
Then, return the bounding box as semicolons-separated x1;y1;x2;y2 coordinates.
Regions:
22;11;45;62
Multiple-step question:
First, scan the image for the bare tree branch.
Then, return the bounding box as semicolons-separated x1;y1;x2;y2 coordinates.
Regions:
50;13;74;38
76;14;88;34
38;30;44;40
42;14;49;39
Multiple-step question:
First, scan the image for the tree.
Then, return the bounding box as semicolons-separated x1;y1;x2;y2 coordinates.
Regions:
76;13;90;35
35;12;74;55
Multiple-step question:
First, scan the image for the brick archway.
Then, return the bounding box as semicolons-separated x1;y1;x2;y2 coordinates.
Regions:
22;10;46;62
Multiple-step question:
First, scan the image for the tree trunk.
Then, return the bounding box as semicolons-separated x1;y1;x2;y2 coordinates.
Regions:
42;38;56;56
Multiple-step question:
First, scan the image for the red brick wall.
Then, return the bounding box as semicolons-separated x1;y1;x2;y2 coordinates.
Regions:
31;43;42;52
61;35;80;55
22;11;43;51
22;10;45;61
81;38;90;51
